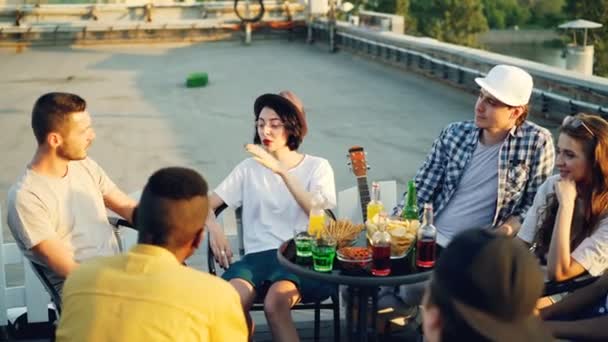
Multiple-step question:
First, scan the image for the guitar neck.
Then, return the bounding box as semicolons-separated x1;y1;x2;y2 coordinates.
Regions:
357;176;371;221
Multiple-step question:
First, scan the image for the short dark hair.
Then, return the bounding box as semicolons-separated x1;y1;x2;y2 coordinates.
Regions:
31;92;87;145
137;167;209;246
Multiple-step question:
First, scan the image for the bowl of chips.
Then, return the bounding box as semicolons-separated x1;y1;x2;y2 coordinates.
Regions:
366;216;418;257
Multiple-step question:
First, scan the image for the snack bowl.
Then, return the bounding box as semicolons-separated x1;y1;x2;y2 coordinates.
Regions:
325;219;365;249
366;216;418;257
389;226;416;257
336;247;372;272
390;239;415;259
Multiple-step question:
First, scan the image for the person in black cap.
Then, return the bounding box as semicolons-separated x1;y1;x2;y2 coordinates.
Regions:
421;229;553;342
204;91;337;341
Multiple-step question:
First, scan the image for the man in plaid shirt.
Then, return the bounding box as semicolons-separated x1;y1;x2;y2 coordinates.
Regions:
393;65;554;248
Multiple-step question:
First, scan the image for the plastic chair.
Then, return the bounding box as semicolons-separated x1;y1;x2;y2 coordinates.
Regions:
207;204;341;342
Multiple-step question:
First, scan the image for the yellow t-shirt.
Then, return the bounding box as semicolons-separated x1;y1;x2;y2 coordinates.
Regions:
56;244;248;342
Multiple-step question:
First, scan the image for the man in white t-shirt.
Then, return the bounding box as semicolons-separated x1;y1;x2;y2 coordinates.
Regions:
7;92;137;295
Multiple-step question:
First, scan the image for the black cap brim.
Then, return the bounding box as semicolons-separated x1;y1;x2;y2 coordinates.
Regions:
452;299;553;342
254;93;302;118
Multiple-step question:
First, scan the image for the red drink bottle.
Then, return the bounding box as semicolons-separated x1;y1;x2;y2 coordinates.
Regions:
371;212;391;276
416;203;437;269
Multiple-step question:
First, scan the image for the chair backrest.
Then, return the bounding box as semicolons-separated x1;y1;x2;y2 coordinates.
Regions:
0;206;53;327
235;207;245;257
109;217;138;253
0;214;141;327
338;180;397;223
28;262;61;315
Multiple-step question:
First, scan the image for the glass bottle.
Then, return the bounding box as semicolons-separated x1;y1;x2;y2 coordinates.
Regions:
366;181;384;222
371;212;391;276
308;187;326;238
416;203;437;269
401;180;419;220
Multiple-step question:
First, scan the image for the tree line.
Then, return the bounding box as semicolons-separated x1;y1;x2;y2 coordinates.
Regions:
361;0;607;76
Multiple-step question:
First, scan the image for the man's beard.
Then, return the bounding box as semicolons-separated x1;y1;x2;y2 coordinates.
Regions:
57;144;87;161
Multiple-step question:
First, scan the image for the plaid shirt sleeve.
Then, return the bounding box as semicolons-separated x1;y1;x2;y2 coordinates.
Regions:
510;130;555;224
392;126;449;216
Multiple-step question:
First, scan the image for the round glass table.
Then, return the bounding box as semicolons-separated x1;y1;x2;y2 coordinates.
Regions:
277;240;432;342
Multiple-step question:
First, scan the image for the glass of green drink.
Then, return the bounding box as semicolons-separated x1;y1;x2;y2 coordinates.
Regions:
312;236;337;272
294;230;313;264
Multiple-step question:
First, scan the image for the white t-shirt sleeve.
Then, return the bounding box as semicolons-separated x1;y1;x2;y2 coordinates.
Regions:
7;189;56;249
571;217;608;276
214;160;247;208
518;176;553;243
82;158;118;196
309;159;337;209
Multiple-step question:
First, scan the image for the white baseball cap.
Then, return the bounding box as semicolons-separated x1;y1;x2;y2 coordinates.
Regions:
474;65;533;107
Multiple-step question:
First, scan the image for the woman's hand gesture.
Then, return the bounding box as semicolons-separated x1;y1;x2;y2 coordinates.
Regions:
555;176;577;207
246;144;286;174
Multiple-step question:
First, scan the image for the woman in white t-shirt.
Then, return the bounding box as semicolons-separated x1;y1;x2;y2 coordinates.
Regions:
205;91;336;341
518;113;608;282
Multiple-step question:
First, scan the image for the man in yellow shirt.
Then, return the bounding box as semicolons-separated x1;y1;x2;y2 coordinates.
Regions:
56;167;248;341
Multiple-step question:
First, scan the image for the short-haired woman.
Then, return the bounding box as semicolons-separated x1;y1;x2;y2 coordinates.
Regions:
205;91;336;341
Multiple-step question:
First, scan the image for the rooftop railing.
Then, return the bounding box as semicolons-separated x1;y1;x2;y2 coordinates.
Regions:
310;21;607;121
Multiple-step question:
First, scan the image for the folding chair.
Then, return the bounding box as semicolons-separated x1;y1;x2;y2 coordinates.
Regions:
207;204;341;342
27;217;135;315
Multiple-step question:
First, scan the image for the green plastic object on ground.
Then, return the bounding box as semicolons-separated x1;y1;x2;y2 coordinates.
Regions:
186;72;208;88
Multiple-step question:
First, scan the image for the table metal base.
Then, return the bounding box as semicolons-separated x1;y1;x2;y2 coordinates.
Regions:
345;286;379;342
